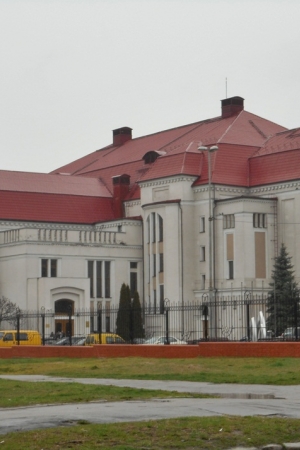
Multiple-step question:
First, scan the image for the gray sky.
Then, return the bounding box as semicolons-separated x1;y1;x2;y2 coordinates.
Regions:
1;0;299;173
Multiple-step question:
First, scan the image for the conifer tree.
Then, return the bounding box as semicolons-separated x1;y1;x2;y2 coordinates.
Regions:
266;244;299;336
132;290;144;340
116;283;131;341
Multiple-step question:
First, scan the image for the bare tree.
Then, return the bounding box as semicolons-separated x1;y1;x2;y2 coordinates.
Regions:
0;296;21;328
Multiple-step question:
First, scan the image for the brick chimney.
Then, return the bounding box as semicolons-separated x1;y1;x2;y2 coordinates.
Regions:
221;96;244;118
113;127;132;146
112;174;130;218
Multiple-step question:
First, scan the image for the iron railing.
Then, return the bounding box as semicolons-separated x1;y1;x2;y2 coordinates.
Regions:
1;295;300;345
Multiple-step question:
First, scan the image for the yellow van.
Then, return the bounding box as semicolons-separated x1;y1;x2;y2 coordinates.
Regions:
85;333;125;345
0;330;42;346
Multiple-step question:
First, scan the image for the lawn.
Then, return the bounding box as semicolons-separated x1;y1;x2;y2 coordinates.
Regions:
1;356;300;384
1;357;300;449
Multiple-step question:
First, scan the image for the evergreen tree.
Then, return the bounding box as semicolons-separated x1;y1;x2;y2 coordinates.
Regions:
266;244;299;336
132;290;144;340
116;283;131;341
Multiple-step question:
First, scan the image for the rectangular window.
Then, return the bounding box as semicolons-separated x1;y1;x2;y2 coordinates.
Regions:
104;261;111;298
158;215;163;242
159;253;164;272
50;259;57;278
153;254;156;276
41;259;48;277
152;212;156;242
228;261;234;280
200;246;206;261
253;213;266;228
255;232;266;278
153;289;157;311
201;274;206;290
223;214;235;229
88;261;94;298
200;216;205;233
159;285;164;314
130;272;137;297
96;261;102;298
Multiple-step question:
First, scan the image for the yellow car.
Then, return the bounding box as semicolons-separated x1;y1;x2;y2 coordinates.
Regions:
0;330;42;346
85;333;125;345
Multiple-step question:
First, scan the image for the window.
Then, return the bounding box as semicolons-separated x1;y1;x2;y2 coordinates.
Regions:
159;285;164;314
88;261;94;298
41;259;48;277
159;253;164;273
223;214;235;229
104;261;111;298
200;246;206;261
50;259;57;277
228;261;234;280
153;289;157;310
130;262;138;297
41;259;57;277
201;274;206;290
130;272;137;297
96;261;102;298
88;260;111;299
253;213;266;228
153;254;156;276
158;214;163;242
152;212;156;242
200;216;205;233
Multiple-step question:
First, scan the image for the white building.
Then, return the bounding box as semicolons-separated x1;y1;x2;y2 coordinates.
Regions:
1;96;299;336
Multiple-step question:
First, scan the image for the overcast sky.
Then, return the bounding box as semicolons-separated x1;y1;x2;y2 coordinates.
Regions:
1;0;299;173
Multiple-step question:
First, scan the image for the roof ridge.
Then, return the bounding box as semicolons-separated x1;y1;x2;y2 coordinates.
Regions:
217;110;243;143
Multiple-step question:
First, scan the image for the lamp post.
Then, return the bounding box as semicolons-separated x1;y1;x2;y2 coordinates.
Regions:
198;145;218;325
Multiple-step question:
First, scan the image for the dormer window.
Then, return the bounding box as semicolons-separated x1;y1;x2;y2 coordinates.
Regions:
143;150;166;165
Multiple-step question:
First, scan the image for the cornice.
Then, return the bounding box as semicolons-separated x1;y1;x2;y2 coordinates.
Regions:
249;181;300;194
139;175;197;188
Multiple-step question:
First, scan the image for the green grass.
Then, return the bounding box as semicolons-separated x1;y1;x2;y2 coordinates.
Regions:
1;356;300;384
1;357;300;448
1;416;300;449
0;379;208;408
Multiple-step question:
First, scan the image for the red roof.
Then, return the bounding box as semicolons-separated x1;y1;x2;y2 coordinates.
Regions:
0;191;114;224
52;109;286;192
0;170;111;197
1;98;296;224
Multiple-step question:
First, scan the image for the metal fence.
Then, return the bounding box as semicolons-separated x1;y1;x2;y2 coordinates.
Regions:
2;294;300;345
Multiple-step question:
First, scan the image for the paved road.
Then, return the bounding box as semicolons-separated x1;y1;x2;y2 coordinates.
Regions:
0;375;300;434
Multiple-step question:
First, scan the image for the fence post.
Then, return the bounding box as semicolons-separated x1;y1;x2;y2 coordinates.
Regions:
97;307;102;344
245;291;251;341
68;305;72;345
129;303;134;344
203;304;208;341
295;293;299;340
16;312;20;345
164;298;170;345
41;307;45;346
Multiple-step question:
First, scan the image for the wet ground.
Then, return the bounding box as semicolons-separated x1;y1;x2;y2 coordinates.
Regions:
0;375;300;434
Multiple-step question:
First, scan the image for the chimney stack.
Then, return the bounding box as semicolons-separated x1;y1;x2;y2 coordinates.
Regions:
112;174;130;218
221;96;244;118
113;127;132;146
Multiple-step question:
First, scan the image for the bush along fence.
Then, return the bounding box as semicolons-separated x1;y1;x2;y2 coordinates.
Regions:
1;292;300;345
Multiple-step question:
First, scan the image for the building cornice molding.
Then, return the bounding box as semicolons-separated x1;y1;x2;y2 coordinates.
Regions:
249;181;300;194
139;175;197;189
0;219;141;231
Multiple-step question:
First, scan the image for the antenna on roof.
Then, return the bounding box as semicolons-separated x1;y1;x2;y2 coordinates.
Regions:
225;77;227;98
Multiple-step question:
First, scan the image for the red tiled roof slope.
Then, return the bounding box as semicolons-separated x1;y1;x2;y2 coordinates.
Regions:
0;191;115;224
0;171;111;197
51;109;286;193
249;149;300;186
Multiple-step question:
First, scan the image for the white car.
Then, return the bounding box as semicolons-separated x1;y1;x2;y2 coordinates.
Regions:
144;336;187;345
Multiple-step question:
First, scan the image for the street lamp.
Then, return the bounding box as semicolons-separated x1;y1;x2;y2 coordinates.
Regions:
198;145;218;314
